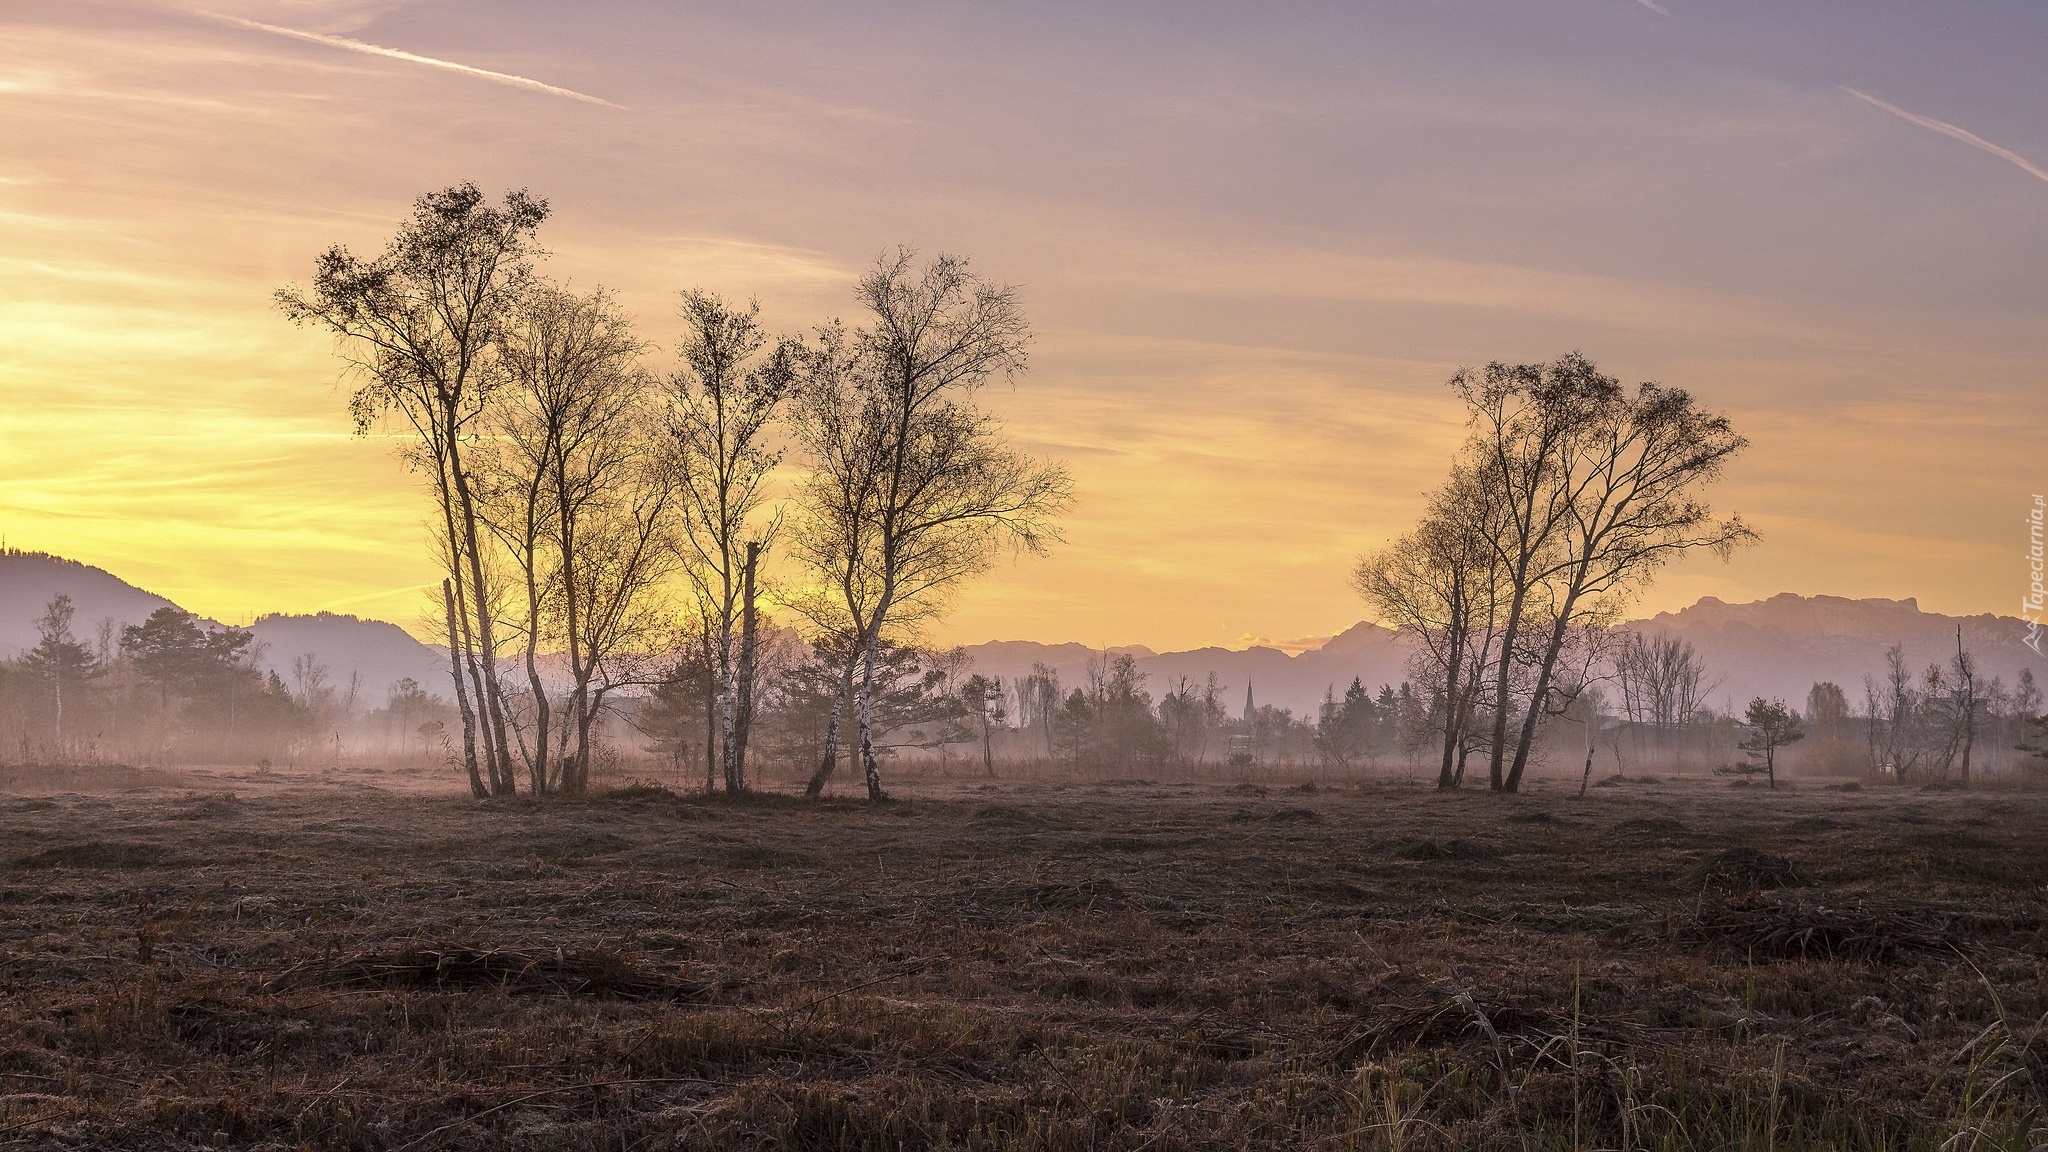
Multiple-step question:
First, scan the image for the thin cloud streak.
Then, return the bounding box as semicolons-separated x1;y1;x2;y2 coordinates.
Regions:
205;13;625;109
1842;86;2048;186
1633;0;1672;16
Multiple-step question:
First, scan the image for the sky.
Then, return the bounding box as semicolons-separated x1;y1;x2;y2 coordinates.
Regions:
1;0;2044;652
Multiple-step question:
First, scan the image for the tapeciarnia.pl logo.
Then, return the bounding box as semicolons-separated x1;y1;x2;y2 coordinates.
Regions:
2027;494;2045;657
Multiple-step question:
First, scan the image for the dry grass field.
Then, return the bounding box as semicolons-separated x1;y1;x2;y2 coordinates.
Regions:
0;765;2043;1150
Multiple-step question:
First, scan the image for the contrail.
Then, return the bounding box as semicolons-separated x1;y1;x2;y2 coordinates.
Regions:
1842;86;2048;186
208;13;624;109
1633;0;1672;16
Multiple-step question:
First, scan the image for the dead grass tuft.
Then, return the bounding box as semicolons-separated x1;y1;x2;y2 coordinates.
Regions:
1614;816;1688;835
1694;846;1806;892
263;945;716;1000
1674;891;1955;962
969;803;1061;829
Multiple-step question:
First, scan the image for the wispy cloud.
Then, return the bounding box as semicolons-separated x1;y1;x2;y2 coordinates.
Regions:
205;13;624;109
1633;0;1673;16
1842;86;2048;186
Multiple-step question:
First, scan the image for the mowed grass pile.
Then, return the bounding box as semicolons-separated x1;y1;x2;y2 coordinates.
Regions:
0;775;2042;1150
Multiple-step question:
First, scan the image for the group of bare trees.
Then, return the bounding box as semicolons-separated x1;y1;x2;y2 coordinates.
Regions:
1860;632;2033;786
1355;353;1755;793
283;185;1070;799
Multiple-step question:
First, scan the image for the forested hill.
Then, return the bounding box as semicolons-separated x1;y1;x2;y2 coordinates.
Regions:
0;551;444;700
0;550;176;652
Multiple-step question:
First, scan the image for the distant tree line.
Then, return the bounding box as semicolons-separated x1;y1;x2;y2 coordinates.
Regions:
0;593;455;768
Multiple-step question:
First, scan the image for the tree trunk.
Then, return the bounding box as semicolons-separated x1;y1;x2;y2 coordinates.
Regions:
732;542;761;793
1487;591;1528;793
704;653;719;795
1436;637;1463;791
806;661;856;799
573;693;597;793
436;457;502;794
448;432;517;795
859;637;885;802
444;580;488;799
1504;597;1580;794
522;585;551;795
718;665;739;795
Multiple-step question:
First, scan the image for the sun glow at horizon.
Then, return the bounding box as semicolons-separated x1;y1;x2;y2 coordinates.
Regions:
2;1;2043;650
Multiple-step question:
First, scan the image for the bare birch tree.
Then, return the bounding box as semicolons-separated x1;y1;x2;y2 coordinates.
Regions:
482;283;666;793
791;250;1072;801
279;183;546;798
663;291;798;795
1454;353;1753;793
1353;465;1509;790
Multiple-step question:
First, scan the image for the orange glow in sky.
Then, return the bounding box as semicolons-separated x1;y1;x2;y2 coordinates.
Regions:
2;1;2044;648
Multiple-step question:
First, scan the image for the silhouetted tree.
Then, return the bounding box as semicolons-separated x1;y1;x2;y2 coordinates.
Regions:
761;640;966;785
1805;681;1850;738
385;678;441;759
960;672;1007;776
1354;466;1508;789
1313;677;1378;771
790;250;1071;801
1018;663;1064;759
19;595;101;755
1453;353;1754;793
490;283;675;793
1943;628;1981;786
1723;697;1804;789
119;608;281;760
279;183;549;798
1078;653;1166;769
478;284;657;792
1614;632;1718;741
663;290;799;795
1159;673;1224;770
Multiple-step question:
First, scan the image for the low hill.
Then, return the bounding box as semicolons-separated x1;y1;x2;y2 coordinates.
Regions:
0;550;176;655
247;613;450;704
0;553;445;706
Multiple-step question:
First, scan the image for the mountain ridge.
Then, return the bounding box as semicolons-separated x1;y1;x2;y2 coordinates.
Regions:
1;552;2037;717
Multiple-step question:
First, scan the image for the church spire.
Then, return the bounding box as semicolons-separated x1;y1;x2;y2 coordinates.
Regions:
1243;679;1255;723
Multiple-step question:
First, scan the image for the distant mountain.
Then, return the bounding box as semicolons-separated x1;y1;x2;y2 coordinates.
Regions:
963;595;2045;719
0;550;176;655
1629;593;2044;711
4;551;2039;719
